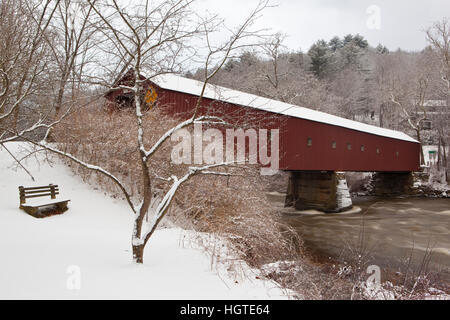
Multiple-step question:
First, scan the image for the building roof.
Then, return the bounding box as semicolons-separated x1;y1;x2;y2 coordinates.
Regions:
150;73;419;143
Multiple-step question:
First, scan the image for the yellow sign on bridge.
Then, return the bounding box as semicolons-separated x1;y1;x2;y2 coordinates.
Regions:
145;86;157;106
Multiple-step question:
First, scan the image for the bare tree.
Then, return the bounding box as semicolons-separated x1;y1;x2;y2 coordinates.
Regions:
23;0;271;264
257;32;291;101
426;18;450;180
251;33;329;108
45;0;98;117
0;0;62;144
386;52;435;165
201;35;343;117
426;18;450;95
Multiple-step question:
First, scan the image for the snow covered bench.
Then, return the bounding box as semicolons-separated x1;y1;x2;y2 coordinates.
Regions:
19;184;70;218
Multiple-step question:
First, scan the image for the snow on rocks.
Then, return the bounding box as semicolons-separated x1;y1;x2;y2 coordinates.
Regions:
336;173;352;210
424;288;450;300
0;142;290;299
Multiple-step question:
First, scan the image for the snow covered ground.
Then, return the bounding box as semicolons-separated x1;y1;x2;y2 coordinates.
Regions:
0;143;289;300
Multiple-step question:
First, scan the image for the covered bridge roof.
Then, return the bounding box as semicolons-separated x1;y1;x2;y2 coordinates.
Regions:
149;73;418;144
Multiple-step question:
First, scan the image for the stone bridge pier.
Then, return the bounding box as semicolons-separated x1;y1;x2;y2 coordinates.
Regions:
370;172;415;196
285;171;353;213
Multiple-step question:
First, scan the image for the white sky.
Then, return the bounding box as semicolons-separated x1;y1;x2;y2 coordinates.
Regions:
196;0;450;52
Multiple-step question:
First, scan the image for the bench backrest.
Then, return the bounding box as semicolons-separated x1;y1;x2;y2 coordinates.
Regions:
19;184;59;205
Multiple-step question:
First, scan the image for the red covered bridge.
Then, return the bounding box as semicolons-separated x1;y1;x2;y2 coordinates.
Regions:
105;72;421;212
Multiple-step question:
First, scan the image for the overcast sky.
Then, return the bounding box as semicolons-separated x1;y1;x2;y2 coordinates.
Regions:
197;0;450;52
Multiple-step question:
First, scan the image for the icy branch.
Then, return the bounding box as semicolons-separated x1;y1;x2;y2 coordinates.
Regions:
35;141;137;214
137;161;241;245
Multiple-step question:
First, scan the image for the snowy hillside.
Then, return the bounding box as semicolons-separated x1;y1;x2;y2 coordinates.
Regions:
0;143;288;299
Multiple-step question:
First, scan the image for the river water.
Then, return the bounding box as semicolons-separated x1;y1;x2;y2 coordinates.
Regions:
269;193;450;281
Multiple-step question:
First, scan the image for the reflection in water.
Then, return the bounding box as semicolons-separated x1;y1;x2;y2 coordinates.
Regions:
270;193;450;281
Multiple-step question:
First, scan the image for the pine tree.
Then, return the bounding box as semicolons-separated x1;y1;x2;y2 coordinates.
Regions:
376;44;389;54
353;34;369;49
329;36;343;52
340;42;363;68
308;40;331;78
343;34;354;46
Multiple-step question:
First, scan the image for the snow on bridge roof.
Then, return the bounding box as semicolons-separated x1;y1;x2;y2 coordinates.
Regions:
150;73;419;143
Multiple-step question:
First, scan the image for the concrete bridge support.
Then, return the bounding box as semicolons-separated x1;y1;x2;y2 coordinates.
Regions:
371;172;415;196
285;171;353;213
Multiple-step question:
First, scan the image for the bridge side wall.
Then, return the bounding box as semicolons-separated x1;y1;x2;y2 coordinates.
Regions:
280;117;421;172
107;82;421;173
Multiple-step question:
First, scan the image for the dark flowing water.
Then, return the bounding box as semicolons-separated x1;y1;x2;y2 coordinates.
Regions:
269;193;450;281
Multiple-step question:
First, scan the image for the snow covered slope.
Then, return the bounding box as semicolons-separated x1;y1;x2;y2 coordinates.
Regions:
0;143;288;299
151;74;418;143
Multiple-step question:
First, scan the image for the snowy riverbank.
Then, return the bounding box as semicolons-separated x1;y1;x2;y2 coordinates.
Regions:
0;143;289;299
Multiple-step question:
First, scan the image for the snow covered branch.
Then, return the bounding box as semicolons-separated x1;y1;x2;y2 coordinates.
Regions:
32;141;137;214
136;161;242;247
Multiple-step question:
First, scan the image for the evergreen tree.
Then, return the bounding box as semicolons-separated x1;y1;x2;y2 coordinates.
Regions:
340;42;363;68
353;34;369;49
343;34;354;46
239;51;258;66
376;44;389;54
336;34;370;69
329;36;343;52
308;40;331;78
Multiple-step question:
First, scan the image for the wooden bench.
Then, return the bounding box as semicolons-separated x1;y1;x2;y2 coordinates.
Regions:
19;184;70;218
